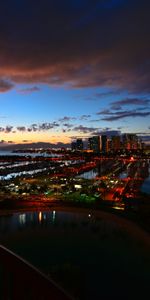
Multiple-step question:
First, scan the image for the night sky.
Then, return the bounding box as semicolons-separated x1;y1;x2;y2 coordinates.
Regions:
0;0;150;147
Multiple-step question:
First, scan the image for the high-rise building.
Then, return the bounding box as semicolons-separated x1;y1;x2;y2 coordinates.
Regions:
122;134;138;150
76;139;83;150
101;135;108;154
88;136;101;153
112;136;121;151
107;138;112;152
71;139;83;151
71;141;77;151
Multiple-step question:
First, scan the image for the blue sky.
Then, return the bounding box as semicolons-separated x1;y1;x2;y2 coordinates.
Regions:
1;84;149;145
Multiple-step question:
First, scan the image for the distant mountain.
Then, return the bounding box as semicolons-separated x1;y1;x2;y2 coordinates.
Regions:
0;142;71;150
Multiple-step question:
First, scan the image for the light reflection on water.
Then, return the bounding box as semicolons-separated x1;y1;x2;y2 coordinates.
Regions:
0;150;62;158
140;178;150;194
19;214;26;225
0;167;47;180
38;211;42;223
76;168;99;179
0;210;149;299
119;172;128;179
140;166;150;195
0;211;96;234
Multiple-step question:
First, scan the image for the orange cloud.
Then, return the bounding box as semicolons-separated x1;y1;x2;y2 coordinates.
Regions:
0;0;149;93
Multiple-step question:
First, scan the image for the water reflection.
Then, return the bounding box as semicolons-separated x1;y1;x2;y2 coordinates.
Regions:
38;211;42;223
19;214;26;225
0;210;149;300
76;168;98;179
140;166;150;195
0;167;47;180
52;210;56;223
0;150;62;158
119;172;128;179
140;177;150;194
0;211;95;235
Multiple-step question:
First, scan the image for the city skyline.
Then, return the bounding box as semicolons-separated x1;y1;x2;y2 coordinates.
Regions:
0;0;150;148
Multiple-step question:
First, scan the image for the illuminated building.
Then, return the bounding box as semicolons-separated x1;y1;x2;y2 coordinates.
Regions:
101;135;108;154
112;136;121;151
107;139;112;152
122;134;138;150
71;141;77;151
76;139;83;150
141;142;145;150
71;139;83;151
88;136;101;153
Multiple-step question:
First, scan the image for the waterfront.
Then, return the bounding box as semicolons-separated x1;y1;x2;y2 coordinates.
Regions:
0;210;150;299
140;166;150;195
76;168;98;179
76;160;150;195
0;152;150;205
0;151;150;298
0;150;62;158
140;177;150;194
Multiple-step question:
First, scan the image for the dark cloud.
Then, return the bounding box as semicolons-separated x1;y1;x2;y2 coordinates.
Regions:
0;0;149;93
0;79;14;92
26;122;59;132
111;98;150;110
1;122;60;133
73;125;98;134
29;124;38;132
62;123;73;132
27;128;32;132
138;135;150;142
97;109;110;115
18;86;40;94
80;114;91;120
63;123;73;128
5;126;13;133
77;90;122;101
100;110;150;121
89;119;102;123
16;126;26;132
22;140;32;143
39;122;59;130
110;105;122;111
59;116;76;122
95;90;122;98
88;94;150;124
92;130;121;137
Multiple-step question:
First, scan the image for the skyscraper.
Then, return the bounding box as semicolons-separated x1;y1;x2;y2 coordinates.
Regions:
112;136;121;151
88;136;101;153
101;135;108;154
71;139;83;151
122;134;138;150
76;139;83;150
